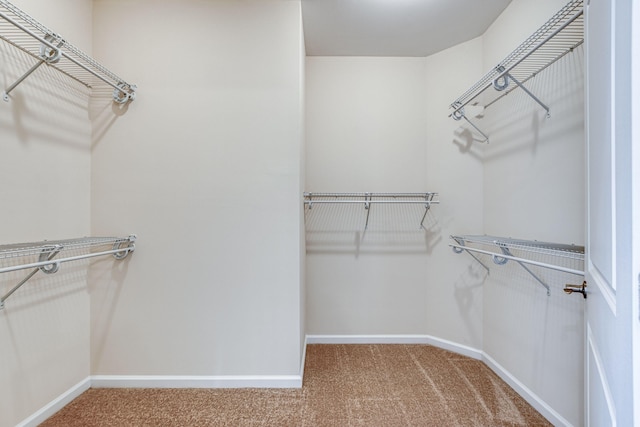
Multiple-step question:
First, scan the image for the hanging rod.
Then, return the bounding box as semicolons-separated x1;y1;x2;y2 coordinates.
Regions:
449;0;584;142
0;235;136;310
303;192;439;230
450;234;584;296
0;0;136;103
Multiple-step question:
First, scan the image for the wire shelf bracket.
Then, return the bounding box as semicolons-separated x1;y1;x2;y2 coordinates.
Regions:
450;234;585;296
449;0;584;142
0;0;136;104
304;192;439;230
0;235;136;310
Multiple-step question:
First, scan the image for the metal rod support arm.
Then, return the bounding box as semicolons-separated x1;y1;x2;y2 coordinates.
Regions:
507;73;550;117
2;59;44;101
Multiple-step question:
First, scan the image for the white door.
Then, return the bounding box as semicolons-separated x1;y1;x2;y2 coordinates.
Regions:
585;0;639;426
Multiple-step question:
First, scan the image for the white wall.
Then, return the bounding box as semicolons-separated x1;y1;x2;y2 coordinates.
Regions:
0;1;93;426
90;0;305;377
479;0;585;425
305;48;484;347
305;57;432;335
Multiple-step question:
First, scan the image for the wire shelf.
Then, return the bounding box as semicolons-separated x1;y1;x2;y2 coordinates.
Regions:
0;235;136;309
0;0;136;103
451;235;584;260
304;193;439;230
450;234;584;296
449;0;584;141
0;236;134;260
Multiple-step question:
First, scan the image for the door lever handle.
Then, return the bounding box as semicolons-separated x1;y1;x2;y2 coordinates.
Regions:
564;281;587;299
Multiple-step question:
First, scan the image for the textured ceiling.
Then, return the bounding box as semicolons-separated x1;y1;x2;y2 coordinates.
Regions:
302;0;512;57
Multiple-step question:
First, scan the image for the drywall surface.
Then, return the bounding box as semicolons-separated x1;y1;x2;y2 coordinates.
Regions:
423;38;486;349
305;45;484;348
479;0;585;425
305;57;431;336
90;0;305;377
0;1;93;426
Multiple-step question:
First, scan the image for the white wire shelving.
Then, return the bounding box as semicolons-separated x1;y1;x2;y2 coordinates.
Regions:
449;234;584;296
0;0;136;103
449;0;584;142
304;192;439;230
0;235;136;309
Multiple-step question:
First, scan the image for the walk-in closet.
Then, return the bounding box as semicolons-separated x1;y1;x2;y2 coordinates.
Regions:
1;0;638;426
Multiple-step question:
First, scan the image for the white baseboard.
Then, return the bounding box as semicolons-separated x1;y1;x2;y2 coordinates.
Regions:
482;352;573;427
90;374;303;389
91;336;309;390
306;334;483;360
16;377;91;427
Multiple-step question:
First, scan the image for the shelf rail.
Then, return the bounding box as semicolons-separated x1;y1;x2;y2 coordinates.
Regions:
449;0;584;142
450;234;584;296
0;0;136;103
304;192;439;230
0;235;136;309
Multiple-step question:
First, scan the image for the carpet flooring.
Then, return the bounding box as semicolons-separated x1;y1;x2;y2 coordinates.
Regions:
41;344;552;426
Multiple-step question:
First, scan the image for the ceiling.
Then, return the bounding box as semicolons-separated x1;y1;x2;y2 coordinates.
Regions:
301;0;512;57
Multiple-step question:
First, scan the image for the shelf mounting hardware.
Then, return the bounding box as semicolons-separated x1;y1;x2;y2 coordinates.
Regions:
364;193;372;230
419;193;436;229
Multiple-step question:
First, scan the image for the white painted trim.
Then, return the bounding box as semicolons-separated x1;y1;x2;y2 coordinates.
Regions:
586;324;616;426
305;334;482;360
16;377;91;427
90;374;303;389
299;334;309;379
482;352;574;427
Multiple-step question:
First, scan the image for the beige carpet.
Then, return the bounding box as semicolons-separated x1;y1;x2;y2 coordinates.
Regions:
42;345;552;426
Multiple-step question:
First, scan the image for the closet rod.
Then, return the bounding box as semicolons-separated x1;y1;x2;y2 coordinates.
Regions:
449;243;584;276
304;192;438;203
0;245;135;275
304;200;437;205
